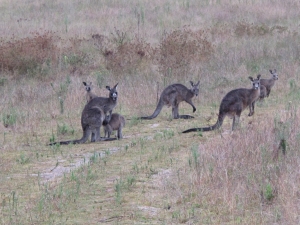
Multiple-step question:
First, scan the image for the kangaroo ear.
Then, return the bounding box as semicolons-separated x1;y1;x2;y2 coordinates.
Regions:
248;76;254;81
114;83;119;89
269;69;273;74
83;82;87;86
196;81;200;86
257;74;261;79
190;81;194;86
106;86;111;91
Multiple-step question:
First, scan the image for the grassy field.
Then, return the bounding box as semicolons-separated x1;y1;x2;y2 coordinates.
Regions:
1;0;300;224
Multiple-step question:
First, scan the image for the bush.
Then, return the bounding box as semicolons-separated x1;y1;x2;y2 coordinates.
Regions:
0;31;59;77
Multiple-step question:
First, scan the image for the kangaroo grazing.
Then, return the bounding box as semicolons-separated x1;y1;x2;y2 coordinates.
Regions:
260;69;278;97
49;83;119;145
182;75;261;133
140;81;200;120
83;81;97;102
103;113;125;139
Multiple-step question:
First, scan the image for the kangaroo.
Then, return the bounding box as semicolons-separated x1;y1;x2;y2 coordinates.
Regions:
259;84;267;100
182;75;261;133
49;83;119;145
140;81;200;120
260;69;278;97
103;113;125;139
83;81;97;102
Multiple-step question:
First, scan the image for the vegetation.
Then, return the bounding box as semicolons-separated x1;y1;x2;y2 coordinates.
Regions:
1;0;300;224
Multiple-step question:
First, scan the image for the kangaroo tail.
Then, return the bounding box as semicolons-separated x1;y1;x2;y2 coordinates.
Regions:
49;139;82;146
49;137;117;146
182;114;224;133
140;98;164;120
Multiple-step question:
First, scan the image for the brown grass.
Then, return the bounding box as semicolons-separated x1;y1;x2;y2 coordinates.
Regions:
1;0;300;224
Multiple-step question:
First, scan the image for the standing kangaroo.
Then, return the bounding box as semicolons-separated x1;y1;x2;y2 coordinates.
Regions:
140;81;200;120
259;84;267;100
83;81;97;102
182;75;261;133
260;69;278;97
49;83;119;145
103;113;125;139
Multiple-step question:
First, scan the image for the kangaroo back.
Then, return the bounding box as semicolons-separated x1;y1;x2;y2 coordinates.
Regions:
182;75;261;133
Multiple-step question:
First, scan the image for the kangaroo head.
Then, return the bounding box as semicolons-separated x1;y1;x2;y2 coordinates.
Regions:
106;83;118;101
269;69;278;80
83;81;92;92
189;81;200;96
248;75;261;90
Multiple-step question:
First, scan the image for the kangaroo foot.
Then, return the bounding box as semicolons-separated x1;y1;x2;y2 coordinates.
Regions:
248;112;254;117
178;115;195;119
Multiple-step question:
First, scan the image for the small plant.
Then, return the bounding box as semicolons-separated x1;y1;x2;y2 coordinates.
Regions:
89;152;100;164
51;77;71;114
16;152;30;165
49;131;55;144
57;123;74;136
264;183;275;202
115;178;125;204
2;110;17;127
162;129;174;139
126;175;136;189
0;77;6;86
189;144;199;169
128;116;141;127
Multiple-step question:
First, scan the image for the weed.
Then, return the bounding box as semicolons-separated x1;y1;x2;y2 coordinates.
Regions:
51;77;71;114
16;152;30;165
57;123;74;136
0;77;6;86
189;144;199;169
115;179;124;204
162;129;174;139
264;183;275;202
2;109;17;127
128;117;140;127
126;175;136;189
49;130;56;143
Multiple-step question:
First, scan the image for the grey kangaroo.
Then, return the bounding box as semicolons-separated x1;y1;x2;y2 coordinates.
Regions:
182;75;261;133
49;83;119;145
83;81;97;102
103;113;125;139
140;81;200;120
259;84;267;100
260;69;278;97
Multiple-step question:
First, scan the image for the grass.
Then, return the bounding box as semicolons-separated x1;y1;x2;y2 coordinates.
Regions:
0;0;300;224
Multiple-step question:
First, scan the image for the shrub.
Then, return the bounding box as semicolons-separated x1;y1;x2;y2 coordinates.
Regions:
0;31;59;78
157;27;214;77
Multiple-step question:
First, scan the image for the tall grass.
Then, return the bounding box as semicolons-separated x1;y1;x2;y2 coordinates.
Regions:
0;0;300;224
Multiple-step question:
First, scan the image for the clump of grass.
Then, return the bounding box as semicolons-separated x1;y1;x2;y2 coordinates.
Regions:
2;108;18;127
51;77;71;114
57;123;74;136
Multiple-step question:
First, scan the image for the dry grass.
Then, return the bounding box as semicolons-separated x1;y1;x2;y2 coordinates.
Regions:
1;0;300;224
